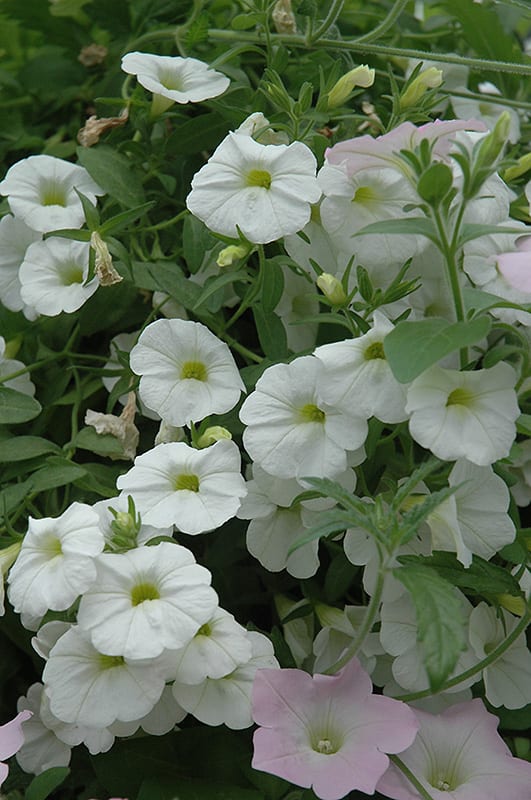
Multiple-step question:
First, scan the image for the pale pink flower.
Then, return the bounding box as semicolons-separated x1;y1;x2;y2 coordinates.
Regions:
377;699;531;799
496;236;531;293
252;658;418;800
0;710;32;786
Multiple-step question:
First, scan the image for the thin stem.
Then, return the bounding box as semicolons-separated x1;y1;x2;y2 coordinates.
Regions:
142;210;188;232
354;0;410;45
322;558;386;674
396;608;530;702
389;756;436;800
207;29;531;78
308;0;345;44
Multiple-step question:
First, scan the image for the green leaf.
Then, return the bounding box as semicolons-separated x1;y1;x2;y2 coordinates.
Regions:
458;224;527;247
166;113;230;159
253;307;288;360
463;287;531;315
99;201;156;236
0;436;60;462
417;163;453;205
25;767;70;800
231;12;260;29
0;479;33;520
383;316;492;383
74;187;100;230
288;508;370;554
74;427;127;458
77;145;145;208
398;552;523;597
393;565;466;691
28;457;86;492
193;269;249;311
261;258;285;313
0;387;42;424
353;217;437;242
131;261;205;313
398;486;459;545
516;413;531;436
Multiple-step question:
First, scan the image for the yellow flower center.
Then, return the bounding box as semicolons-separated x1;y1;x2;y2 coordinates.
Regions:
353;186;376;204
99;654;125;670
130;582;161;606
446;387;473;407
174;473;200;492
364;341;385;360
41;184;67;207
180;361;207;381
299;403;325;423
246;169;272;189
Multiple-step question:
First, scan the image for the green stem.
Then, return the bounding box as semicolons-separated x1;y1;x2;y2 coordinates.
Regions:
142;210;188;232
207;29;531;77
354;0;410;44
322;559;386;674
397;608;531;702
307;0;345;44
389;756;436;800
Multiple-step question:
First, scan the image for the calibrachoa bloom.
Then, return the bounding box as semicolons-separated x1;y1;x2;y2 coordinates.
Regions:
0;214;40;316
251;658;419;800
0;710;32;786
186;132;321;243
77;541;218;659
116;439;247;533
121;52;230;105
0;154;104;233
129;318;245;426
405;362;519;465
377;699;531;799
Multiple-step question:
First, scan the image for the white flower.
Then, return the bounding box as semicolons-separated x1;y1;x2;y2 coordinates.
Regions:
0;215;40;316
315;312;409;423
76;542;218;659
170;607;253;683
0;336;36;397
405;362;519;465
7;502;104;620
274;264;319;353
240;356;368;480
0;154;104;233
16;684;71;776
19;238;98;316
110;685;186;737
117;440;247;533
426;460;515;567
121;52;230;105
186;132;321;244
43;626;167;727
129;318;245;426
469;604;531;709
171;630;279;729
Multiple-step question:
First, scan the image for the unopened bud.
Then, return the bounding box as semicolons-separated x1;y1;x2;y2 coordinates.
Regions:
496;593;526;616
503;152;531;182
3;336;21;360
0;541;22;576
316;273;348;305
400;67;443;109
476;110;511;166
216;244;250;267
327;65;375;109
197;426;233;449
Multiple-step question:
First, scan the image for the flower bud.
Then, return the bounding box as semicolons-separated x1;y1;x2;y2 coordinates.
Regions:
503;152;531;182
0;541;22;576
216;244;250;267
475;110;511;167
316;273;348;306
496;593;527;617
197;426;233;448
400;67;443;109
327;65;375;109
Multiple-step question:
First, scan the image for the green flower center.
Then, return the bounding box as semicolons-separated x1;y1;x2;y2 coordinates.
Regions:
131;582;160;606
44;535;63;556
58;261;84;286
197;622;212;637
446;387;473;407
99;654;125;670
315;738;336;754
159;70;184;91
364;341;385;360
353;185;376;204
41;184;67;207
174;473;200;492
299;403;325;423
246;169;272;189
180;360;207;381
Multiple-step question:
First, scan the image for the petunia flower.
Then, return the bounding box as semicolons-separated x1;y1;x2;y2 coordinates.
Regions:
252;658;418;800
0;214;40;316
405;362;519;465
496;235;531;293
0;154;104;233
377;698;531;799
121;52;230;111
116;439;247;533
186;132;321;244
129;318;245;426
0;710;33;786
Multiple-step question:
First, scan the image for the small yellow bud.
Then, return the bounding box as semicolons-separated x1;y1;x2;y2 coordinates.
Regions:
497;594;527;617
216;244;250;267
503;152;531;182
197;426;233;449
327;65;375;109
400;67;443;109
316;273;348;306
0;541;22;576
